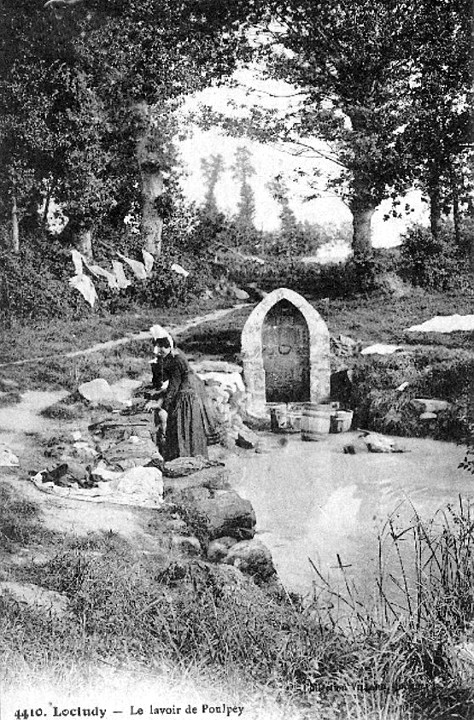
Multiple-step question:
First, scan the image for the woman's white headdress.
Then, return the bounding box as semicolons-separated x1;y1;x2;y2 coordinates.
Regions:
149;324;174;349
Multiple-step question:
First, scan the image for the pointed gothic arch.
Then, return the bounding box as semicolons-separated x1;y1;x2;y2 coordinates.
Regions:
241;288;330;415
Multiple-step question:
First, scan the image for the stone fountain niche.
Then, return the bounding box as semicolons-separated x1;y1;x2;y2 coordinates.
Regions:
241;288;331;416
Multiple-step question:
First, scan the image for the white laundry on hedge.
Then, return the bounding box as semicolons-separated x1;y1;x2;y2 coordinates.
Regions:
171;263;189;278
142;249;154;275
112;260;131;289
68;274;98;307
118;253;148;280
407;315;474;333
361;344;403;355
71;249;84;276
87;263;119;289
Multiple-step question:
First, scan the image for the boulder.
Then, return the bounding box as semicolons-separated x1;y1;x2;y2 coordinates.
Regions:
198;371;246;394
164;465;229;494
172;487;256;542
224;539;276;581
0;445;19;467
236;425;260;450
420;412;438;421
207;536;238;562
106;465;163;504
102;436;161;470
78;378;115;406
78;378;143;407
233;287;250;301
343;439;369;455
0;581;70;618
411;398;451;414
171;535;202;556
163;456;224;478
364;433;405;454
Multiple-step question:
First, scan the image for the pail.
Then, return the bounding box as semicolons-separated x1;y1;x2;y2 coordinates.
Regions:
337;410;353;432
330;415;345;434
270;404;301;433
330;410;353;433
301;403;331;440
270;404;287;433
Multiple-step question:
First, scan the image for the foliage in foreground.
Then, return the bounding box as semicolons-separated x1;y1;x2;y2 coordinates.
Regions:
3;495;474;718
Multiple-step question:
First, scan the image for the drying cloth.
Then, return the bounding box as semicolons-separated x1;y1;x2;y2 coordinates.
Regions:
112;260;131;289
71;249;84;275
142;250;154;275
407;315;474;333
171;263;189;277
68;274;97;307
87;264;119;289
361;344;404;355
118;253;148;280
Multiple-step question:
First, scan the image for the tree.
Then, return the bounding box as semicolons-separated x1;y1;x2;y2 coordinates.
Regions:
232;145;256;229
0;0;259;255
201;154;225;217
48;0;260;255
254;0;419;257
0;0;121;255
398;0;473;243
267;174;298;232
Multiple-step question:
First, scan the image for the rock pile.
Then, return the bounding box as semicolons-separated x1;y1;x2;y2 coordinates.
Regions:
165;460;276;584
191;360;261;450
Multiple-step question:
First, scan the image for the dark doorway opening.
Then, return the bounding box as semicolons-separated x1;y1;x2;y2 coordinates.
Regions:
262;299;310;403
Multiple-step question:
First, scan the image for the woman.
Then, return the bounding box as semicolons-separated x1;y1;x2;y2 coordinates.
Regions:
150;333;212;461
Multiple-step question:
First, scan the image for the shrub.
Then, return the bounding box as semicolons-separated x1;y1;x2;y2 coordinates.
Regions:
399;224;465;291
351;350;474;440
0;238;92;325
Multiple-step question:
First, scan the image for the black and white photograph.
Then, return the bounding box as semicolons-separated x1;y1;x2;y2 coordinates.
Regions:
0;0;473;718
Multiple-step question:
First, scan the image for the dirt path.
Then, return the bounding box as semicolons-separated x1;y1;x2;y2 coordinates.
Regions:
0;303;251;368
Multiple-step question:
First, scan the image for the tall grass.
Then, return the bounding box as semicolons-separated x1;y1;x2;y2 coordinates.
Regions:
307;498;474;716
2;500;474;718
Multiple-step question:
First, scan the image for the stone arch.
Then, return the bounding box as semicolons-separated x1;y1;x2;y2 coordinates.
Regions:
241;288;330;415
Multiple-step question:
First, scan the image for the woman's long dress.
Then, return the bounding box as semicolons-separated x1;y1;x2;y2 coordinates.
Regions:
155;350;209;461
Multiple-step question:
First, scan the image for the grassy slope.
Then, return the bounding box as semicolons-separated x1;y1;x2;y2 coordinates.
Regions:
1;288;474;718
1;288;473;382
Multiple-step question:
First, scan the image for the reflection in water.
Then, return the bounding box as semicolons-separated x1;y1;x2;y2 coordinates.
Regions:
230;432;470;596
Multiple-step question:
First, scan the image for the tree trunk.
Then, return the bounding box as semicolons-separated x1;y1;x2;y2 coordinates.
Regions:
449;161;461;247
427;162;442;240
135;102;164;257
11;195;19;253
350;200;376;258
76;227;93;261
